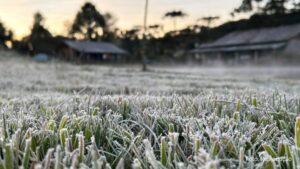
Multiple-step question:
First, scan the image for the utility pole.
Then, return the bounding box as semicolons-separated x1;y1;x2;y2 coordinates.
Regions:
144;0;149;31
142;0;149;71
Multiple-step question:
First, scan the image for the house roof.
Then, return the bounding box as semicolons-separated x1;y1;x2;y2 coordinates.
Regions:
193;24;300;53
64;40;127;54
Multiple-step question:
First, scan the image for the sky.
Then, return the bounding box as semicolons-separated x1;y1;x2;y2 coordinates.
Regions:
0;0;246;39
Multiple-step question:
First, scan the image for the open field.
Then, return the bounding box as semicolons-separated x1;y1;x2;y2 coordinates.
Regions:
1;51;300;168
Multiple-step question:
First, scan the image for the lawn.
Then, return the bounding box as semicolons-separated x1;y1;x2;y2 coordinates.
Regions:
1;51;300;169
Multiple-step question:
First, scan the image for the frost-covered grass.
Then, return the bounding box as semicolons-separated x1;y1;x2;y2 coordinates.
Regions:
1;51;300;168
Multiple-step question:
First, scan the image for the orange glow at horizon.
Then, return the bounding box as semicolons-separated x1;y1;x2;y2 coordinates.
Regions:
0;0;247;40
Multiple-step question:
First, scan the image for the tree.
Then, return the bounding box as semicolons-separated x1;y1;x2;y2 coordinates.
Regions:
263;0;289;14
292;0;300;12
121;28;141;40
198;16;220;28
102;12;119;42
0;21;13;48
70;2;106;40
29;12;52;40
148;24;164;38
236;0;265;13
21;12;54;55
120;28;142;61
163;11;187;31
235;0;290;14
235;0;256;13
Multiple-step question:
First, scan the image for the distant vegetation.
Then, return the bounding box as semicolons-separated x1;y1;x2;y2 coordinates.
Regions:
0;22;13;48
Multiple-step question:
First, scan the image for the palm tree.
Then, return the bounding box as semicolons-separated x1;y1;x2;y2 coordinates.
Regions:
198;16;220;28
163;10;187;31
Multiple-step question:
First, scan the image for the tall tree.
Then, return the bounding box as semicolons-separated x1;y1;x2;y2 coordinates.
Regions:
29;12;52;40
0;21;13;48
163;11;187;31
70;2;106;40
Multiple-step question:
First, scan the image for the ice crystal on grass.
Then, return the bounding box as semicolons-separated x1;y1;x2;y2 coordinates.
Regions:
0;52;300;168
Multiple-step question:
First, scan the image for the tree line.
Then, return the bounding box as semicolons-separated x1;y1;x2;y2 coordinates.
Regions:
0;0;300;62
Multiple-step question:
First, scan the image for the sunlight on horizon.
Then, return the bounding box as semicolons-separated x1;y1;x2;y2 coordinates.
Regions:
0;0;246;39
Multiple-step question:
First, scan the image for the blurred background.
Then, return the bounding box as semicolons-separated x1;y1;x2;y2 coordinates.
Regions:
0;0;300;66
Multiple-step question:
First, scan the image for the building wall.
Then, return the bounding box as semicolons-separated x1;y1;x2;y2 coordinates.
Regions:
192;48;285;65
194;51;257;64
56;46;77;61
56;46;126;63
284;38;300;56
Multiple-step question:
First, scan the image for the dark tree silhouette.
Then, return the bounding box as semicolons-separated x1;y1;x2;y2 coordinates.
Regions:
148;24;164;38
235;0;289;14
102;12;119;42
0;21;13;48
70;2;106;40
163;11;187;31
263;0;289;14
235;0;256;13
198;16;220;27
292;1;300;12
22;12;53;55
121;28;141;40
29;12;52;40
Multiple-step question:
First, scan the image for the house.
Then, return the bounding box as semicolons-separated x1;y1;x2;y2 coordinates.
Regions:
190;24;300;64
57;40;127;62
